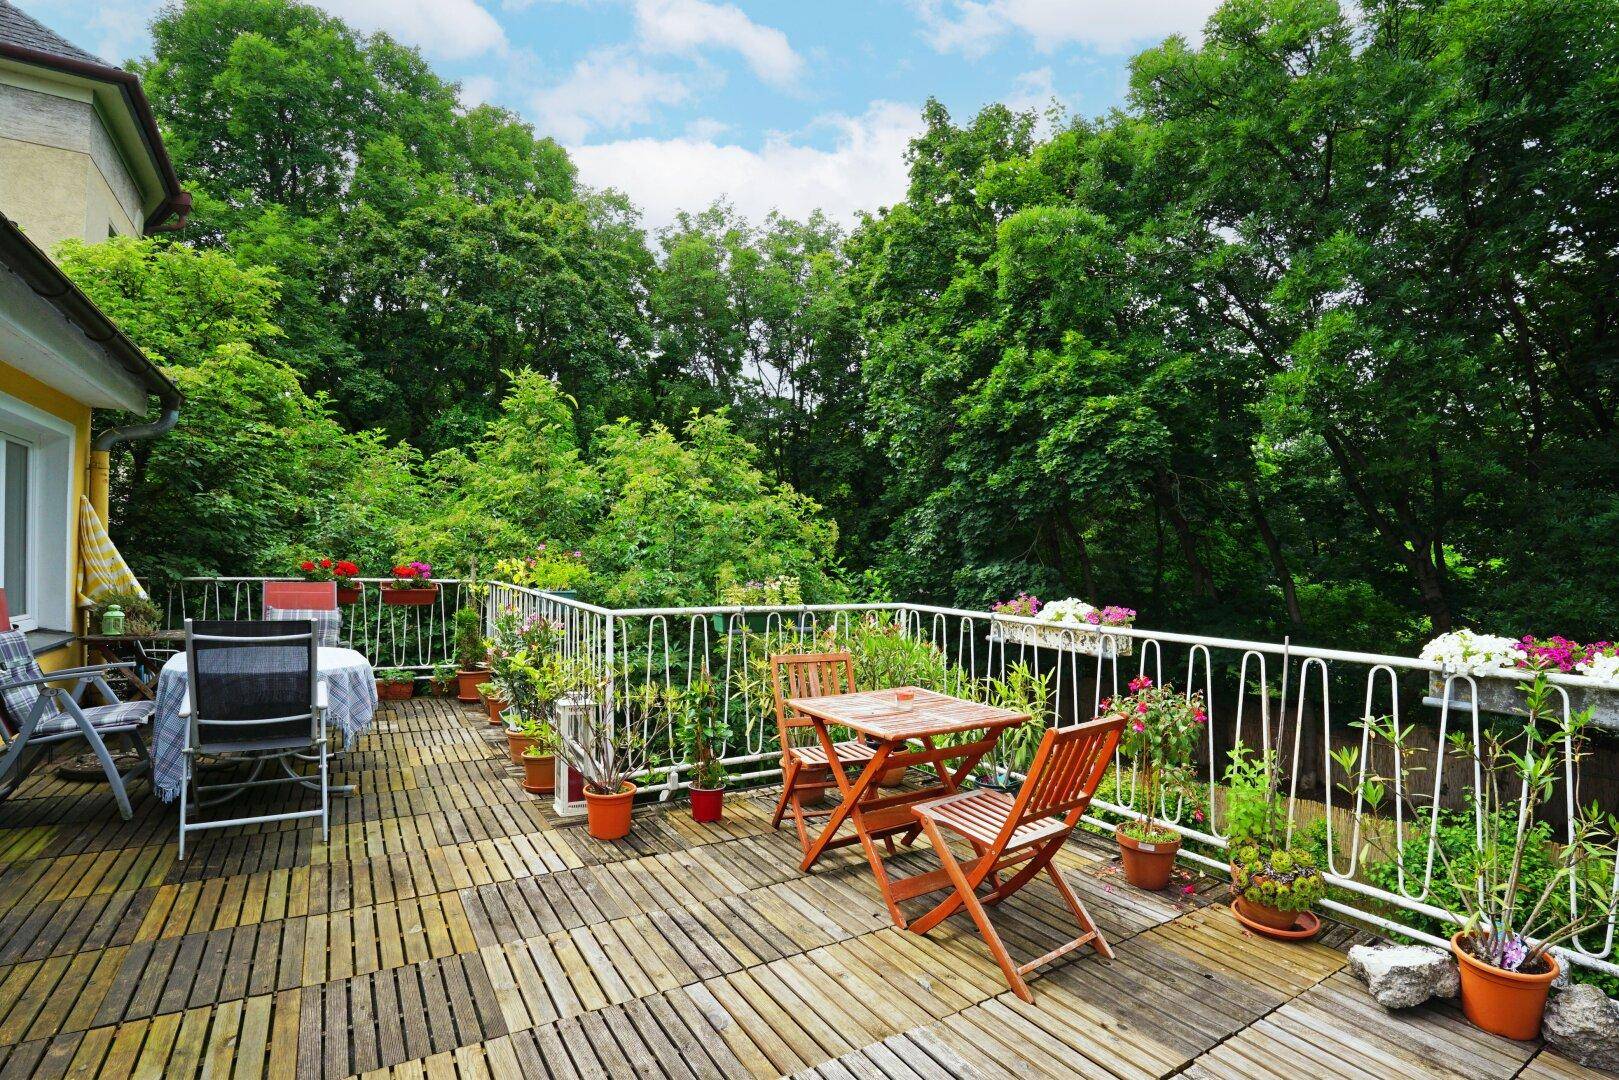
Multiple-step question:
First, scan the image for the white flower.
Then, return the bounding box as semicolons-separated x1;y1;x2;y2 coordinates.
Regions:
1420;630;1519;676
1039;598;1096;626
1579;652;1619;685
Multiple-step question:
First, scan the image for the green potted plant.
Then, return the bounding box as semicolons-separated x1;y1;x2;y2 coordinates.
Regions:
430;660;458;697
502;650;569;761
1110;676;1204;890
518;715;559;792
451;606;487;703
557;682;649;840
1230;845;1326;933
672;678;729;822
381;561;437;606
1334;671;1619;1040
375;668;415;700
479;682;508;725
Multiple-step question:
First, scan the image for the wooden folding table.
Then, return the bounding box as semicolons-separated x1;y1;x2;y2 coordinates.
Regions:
786;686;1027;927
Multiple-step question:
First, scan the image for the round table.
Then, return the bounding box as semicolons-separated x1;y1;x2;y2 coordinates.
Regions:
150;646;377;802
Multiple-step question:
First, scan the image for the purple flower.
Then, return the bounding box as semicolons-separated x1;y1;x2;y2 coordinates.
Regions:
1500;936;1528;971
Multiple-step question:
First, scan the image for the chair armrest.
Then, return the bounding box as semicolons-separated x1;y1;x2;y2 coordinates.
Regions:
0;662;135;691
178;691;191;719
316;682;330;711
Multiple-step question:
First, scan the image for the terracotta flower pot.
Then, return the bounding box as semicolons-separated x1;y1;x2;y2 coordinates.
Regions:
584;781;636;840
336;585;363;605
507;732;535;765
521;754;555;795
1116;825;1181;890
1234;896;1302;931
377;680;413;700
485;695;509;723
690;786;724;823
1452;933;1560;1041
456;670;485;703
878;764;909;787
382;586;438;606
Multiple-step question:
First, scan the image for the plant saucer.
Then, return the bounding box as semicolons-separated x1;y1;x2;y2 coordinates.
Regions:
1230;901;1321;941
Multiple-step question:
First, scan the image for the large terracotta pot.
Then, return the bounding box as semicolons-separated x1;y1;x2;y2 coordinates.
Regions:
1116;825;1180;891
377;680;413;700
507;732;535;765
456;670;485;703
381;586;438;606
690;786;724;823
336;585;363;606
521;753;555;795
584;781;636;840
1452;933;1559;1041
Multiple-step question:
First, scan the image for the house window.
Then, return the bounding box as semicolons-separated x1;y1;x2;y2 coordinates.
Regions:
0;394;73;632
1;437;30;622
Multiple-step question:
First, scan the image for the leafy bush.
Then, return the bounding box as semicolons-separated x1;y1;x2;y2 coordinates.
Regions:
451;606;484;671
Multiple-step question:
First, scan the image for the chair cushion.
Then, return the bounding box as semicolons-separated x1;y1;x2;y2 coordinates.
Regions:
33;699;155;736
263;607;340;648
0;628;43;732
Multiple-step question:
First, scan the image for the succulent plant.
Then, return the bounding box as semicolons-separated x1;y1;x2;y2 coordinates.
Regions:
1231;844;1326;913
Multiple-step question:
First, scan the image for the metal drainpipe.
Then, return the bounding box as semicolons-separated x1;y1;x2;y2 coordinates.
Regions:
88;395;181;524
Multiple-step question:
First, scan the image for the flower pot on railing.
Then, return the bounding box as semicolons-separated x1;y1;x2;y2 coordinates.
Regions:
584;781;636;840
1452;933;1560;1041
690;785;724;823
382;585;439;607
708;612;781;635
336;585;363;606
1426;671;1619;727
989;621;1133;657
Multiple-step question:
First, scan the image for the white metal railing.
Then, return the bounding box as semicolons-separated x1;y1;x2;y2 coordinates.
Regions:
484;582;1619;976
169;577;478;673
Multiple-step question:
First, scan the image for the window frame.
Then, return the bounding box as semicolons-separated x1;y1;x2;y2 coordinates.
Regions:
0;393;75;633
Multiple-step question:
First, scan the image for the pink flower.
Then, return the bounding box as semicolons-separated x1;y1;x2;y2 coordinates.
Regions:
1137;702;1150;714
1181;884;1196;896
1131;720;1145;732
1192;809;1204;823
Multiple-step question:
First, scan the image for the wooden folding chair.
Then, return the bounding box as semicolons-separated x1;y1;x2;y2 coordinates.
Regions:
907;714;1125;1001
769;652;885;855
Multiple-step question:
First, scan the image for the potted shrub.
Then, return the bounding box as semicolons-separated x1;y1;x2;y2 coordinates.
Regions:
1335;670;1619;1040
490;544;589;599
451;606;487;702
381;561;437;605
1109;676;1204;890
429;660;458;697
673;678;730;822
557;683;649;841
376;668;415;700
712;572;801;635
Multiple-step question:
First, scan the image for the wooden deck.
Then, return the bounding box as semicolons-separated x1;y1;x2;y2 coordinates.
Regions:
0;697;1607;1079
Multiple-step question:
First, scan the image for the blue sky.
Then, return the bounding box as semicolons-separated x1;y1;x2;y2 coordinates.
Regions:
44;0;1221;229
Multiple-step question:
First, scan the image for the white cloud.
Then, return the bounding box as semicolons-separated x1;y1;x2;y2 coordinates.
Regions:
530;47;692;143
567;101;921;233
315;0;508;60
458;75;500;108
913;0;1219;56
633;0;804;86
1006;66;1057;112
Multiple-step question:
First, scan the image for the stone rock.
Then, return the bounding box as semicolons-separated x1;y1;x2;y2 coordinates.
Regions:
1549;946;1572;990
1542;984;1619;1070
1347;943;1461;1009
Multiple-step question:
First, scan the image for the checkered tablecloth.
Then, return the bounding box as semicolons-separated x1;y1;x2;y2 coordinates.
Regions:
151;647;378;801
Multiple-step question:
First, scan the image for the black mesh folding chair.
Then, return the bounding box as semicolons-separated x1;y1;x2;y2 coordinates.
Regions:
178;619;328;859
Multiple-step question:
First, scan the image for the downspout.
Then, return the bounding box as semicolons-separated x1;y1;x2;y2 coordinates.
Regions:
89;393;181;524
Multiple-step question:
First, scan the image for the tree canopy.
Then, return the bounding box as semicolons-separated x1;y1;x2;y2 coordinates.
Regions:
65;0;1619;642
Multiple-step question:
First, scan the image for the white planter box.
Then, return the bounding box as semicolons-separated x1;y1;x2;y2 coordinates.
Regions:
1425;672;1619;731
989;621;1134;657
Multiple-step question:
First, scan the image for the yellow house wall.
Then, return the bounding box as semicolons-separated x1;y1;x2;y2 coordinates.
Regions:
0;359;90;672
